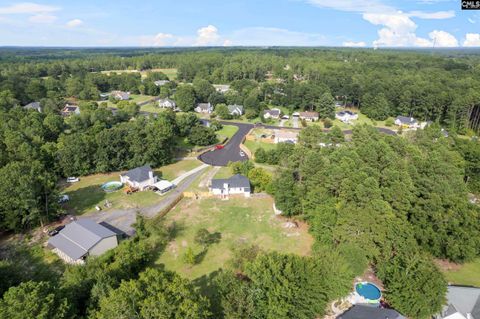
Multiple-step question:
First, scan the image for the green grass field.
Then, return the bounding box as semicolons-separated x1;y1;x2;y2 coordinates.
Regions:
155;196;313;279
140;103;163;113
129;94;155;104
244;139;277;154
216;125;238;141
61;160;202;215
99;68;178;80
443;258;480;287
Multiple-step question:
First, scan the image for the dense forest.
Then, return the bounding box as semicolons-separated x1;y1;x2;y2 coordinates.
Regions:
0;48;479;319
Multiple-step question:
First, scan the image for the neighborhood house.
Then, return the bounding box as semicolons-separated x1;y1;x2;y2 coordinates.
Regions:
23;101;42;112
337;305;405;319
195;102;214;114
227;104;244;116
299;111;319;122
336;110;358;123
436;285;480;319
213;84;230;93
120;165;157;191
111;90;130;101
154;80;170;86
210;174;251;198
263;108;281;119
274;130;299;144
395;116;419;128
47;219;118;265
158;98;177;109
61;104;80;116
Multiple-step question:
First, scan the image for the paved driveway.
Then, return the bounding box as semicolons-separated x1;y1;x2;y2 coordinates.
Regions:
198;122;252;166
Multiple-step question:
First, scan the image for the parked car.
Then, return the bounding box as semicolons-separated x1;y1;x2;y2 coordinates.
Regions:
67;177;79;183
58;194;70;203
239;151;245;157
48;225;65;237
215;145;224;150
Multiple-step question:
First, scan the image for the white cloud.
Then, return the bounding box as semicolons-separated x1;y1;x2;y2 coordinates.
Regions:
407;10;455;19
195;25;221;46
343;41;366;47
463;33;480;47
66;19;83;28
28;14;57;24
429;30;458;47
0;2;59;14
223;39;232;46
229;27;327;46
139;32;176;46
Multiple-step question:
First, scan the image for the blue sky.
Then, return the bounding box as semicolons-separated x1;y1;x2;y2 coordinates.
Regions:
0;0;479;47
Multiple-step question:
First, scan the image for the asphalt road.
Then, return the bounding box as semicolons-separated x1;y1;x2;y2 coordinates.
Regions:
198;122;252;166
197;120;396;166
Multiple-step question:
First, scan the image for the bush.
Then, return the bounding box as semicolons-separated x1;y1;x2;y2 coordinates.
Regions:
385;118;394;127
323;118;332;128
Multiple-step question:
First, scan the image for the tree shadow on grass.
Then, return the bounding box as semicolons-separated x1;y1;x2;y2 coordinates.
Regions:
192;269;223;317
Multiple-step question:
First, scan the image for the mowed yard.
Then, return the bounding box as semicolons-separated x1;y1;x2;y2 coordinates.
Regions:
61;159;202;215
442;258;480;287
156;196;313;279
99;68;178;80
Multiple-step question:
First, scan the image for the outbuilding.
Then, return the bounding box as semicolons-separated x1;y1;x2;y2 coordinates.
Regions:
210;174;251;197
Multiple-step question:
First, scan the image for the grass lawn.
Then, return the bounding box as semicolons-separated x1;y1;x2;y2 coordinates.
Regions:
213;166;232;179
216;125;238;141
140;103;164;113
61;160;202;215
129;94;155;104
443;258;480;287
156;196;313;279
99;68;178;80
244;139;277;154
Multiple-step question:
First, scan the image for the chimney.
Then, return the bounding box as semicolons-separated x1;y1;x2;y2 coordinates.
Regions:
149;170;154;180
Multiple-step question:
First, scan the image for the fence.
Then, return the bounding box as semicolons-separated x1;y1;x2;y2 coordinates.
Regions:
157;193;184;217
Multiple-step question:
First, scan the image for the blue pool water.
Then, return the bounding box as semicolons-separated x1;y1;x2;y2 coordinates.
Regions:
101;181;123;192
355;282;381;301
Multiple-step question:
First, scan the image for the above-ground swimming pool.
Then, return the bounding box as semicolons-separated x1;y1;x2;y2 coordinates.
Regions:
101;181;123;192
355;282;381;302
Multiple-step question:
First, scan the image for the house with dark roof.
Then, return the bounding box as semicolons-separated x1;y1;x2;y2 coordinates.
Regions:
195;102;213;114
61;104;80;117
336;110;358;123
299;111;319;122
23;101;42;112
227;104;244;116
210;174;251;197
437;286;480;319
158;98;177;110
263;108;281;120
120;165;157;191
47;219;118;264
111;90;130;101
395;116;419;128
337;305;405;319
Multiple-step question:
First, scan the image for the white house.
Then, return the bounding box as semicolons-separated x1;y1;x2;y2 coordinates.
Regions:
213;84;230;93
120;165;157;191
195;102;213;114
227;104;244;116
210;174;251;198
158;98;177;109
274;130;299;144
395;116;419;128
336;110;358;123
61;104;80;117
154;80;170;86
263;108;281;120
436;286;480;319
299;111;319;122
47;219;118;264
111;90;130;101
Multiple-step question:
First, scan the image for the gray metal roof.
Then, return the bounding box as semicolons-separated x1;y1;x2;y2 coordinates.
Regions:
211;174;250;189
159;98;175;105
196;103;212;110
396;116;417;124
23;101;41;111
47;219;116;260
121;165;153;183
445;286;480;319
264;109;280;116
337;305;405;319
228;104;243;114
